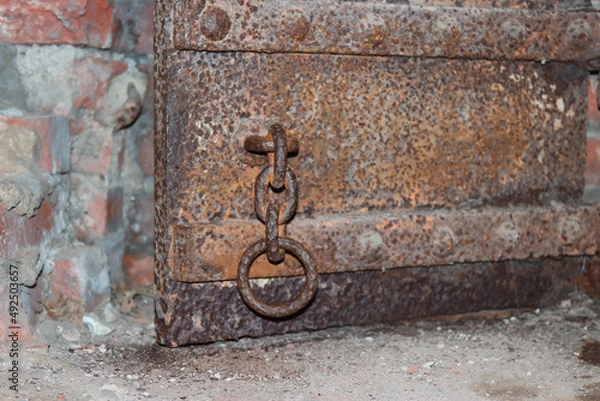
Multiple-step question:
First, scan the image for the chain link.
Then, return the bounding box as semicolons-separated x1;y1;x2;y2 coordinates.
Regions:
238;124;318;318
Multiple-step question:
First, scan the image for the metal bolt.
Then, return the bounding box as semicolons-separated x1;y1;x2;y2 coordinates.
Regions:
566;20;590;52
359;13;387;47
281;8;310;42
199;6;231;41
432;227;457;258
496;222;520;250
560;217;583;245
501;18;526;51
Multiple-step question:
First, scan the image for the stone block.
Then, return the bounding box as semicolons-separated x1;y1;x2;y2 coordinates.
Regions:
50;246;110;312
16;45;76;116
0;124;51;216
122;254;154;287
0;114;71;174
0;0;118;48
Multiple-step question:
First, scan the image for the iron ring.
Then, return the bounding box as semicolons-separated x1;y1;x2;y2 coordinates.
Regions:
237;238;318;318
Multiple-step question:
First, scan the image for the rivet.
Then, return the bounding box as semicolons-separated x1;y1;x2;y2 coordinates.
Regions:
496;222;520;250
501;18;526;51
357;230;385;263
359;13;388;47
281;8;310;42
560;217;583;245
434;14;460;42
432;227;457;258
566;20;590;52
199;6;231;41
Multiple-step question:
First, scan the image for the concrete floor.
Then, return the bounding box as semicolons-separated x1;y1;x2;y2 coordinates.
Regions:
3;291;600;401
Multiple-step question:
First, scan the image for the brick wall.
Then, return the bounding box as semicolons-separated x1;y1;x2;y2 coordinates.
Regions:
0;0;155;344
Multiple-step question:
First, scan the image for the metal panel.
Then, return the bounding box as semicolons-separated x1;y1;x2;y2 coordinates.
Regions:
173;0;600;69
156;256;583;346
154;0;600;345
166;53;587;222
171;204;600;282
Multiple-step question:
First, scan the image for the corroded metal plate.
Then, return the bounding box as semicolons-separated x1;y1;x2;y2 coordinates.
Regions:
172;204;600;282
173;0;600;69
156;257;584;346
155;0;599;345
167;53;587;221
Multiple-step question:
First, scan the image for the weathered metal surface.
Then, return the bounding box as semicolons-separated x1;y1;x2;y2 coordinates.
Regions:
167;53;587;222
171;204;600;282
155;0;597;345
156;256;582;346
173;0;600;69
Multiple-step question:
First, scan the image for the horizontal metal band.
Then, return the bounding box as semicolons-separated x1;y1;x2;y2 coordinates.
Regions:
157;256;582;345
170;203;600;282
173;0;600;69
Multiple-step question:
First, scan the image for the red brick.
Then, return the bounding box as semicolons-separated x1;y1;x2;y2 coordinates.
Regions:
586;137;600;187
138;129;154;176
71;176;125;240
50;246;110;311
0;195;56;260
122;254;155;287
0;115;70;174
135;2;155;54
71;175;107;240
74;56;128;110
589;76;600;124
0;0;118;48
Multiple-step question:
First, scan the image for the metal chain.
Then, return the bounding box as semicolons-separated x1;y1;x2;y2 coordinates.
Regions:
237;124;318;318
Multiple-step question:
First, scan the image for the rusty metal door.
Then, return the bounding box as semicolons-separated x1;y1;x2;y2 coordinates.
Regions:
155;0;600;346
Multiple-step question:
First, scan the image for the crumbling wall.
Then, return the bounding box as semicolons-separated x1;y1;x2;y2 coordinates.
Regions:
0;0;155;344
